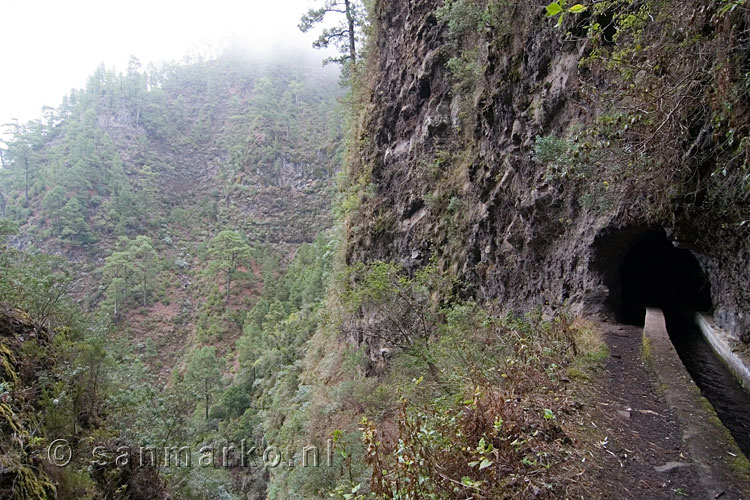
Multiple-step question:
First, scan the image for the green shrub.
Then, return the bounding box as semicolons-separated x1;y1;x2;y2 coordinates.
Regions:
533;135;580;181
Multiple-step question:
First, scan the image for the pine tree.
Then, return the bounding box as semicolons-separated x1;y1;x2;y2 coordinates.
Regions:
185;346;224;421
101;250;133;317
59;197;93;245
128;235;158;307
208;230;251;306
42;186;67;227
298;0;366;68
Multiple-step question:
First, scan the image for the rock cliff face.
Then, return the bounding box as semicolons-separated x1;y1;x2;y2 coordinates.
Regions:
347;1;750;340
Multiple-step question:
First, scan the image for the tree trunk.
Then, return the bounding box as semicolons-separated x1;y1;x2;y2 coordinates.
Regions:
24;156;29;208
205;380;210;421
226;255;235;305
345;0;357;64
226;267;232;306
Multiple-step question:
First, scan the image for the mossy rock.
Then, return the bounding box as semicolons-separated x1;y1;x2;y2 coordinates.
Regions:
0;341;19;387
10;466;56;500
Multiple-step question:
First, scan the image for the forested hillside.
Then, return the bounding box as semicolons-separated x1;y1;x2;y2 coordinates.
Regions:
1;50;343;369
0;49;347;498
2;51;342;249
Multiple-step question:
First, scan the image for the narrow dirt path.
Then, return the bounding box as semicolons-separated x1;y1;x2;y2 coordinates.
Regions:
587;322;708;499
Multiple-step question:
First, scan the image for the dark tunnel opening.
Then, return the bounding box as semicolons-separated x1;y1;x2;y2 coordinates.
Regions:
619;230;713;325
605;229;750;459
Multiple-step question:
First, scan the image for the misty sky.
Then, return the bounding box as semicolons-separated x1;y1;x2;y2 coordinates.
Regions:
1;0;331;129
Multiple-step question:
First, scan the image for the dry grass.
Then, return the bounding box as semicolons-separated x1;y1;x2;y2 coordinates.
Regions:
356;312;609;499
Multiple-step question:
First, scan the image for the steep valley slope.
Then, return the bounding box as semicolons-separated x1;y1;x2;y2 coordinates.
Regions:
1;51;343;374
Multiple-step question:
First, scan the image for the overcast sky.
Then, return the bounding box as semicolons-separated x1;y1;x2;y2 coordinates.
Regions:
1;0;331;128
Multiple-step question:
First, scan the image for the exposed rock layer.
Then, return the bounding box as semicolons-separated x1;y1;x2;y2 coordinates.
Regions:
347;1;749;340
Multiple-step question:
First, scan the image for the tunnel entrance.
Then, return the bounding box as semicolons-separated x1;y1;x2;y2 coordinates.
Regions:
597;228;750;459
619;229;712;325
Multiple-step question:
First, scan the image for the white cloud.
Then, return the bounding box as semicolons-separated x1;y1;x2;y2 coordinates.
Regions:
0;0;333;127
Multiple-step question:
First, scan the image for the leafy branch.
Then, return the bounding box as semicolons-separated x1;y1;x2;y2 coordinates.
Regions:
545;1;588;27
